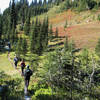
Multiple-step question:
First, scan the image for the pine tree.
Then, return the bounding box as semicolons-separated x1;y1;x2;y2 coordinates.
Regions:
64;36;69;51
43;0;47;4
39;0;42;6
24;12;30;35
37;22;44;55
55;27;58;38
22;38;27;56
30;23;36;53
10;0;17;29
41;17;48;50
30;17;49;55
21;6;25;27
34;0;38;5
49;24;53;40
15;37;22;57
11;23;15;43
45;17;49;48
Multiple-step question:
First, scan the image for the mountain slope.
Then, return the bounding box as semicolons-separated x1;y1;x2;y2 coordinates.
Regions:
38;5;100;49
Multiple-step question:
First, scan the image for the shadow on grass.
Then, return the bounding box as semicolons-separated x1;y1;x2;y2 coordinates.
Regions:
48;41;64;48
50;36;65;42
0;71;24;100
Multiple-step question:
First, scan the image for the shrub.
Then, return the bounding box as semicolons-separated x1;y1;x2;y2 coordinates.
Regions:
32;87;52;100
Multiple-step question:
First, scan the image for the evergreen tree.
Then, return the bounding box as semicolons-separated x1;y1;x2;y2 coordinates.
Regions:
30;17;49;55
55;27;58;38
64;36;69;51
30;22;37;53
10;23;15;43
39;0;42;6
15;37;22;57
45;17;49;48
41;17;48;50
10;0;17;29
64;0;71;10
34;0;38;5
21;6;25;27
43;0;47;4
49;24;53;40
24;12;30;35
22;38;28;56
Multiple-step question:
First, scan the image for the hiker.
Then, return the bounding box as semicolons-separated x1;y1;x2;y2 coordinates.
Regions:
24;65;32;94
19;59;26;75
13;55;18;68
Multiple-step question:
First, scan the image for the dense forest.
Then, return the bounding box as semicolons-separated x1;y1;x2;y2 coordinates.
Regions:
0;0;100;100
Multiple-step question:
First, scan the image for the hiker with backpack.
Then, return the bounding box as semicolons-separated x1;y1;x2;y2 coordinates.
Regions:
24;65;33;94
19;59;26;76
13;55;18;69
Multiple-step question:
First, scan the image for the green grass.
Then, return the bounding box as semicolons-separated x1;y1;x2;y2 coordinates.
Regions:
0;52;21;77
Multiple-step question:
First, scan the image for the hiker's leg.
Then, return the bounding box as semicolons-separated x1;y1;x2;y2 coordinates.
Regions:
27;78;30;86
24;79;28;95
16;62;18;68
25;80;27;87
14;62;17;68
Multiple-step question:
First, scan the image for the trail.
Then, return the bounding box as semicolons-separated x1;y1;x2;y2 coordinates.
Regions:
7;52;31;100
7;53;21;74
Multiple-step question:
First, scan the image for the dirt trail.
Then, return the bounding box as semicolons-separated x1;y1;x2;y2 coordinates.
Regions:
7;53;21;74
8;53;31;100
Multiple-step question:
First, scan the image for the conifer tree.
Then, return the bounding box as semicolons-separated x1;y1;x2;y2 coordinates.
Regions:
15;37;22;57
39;0;42;6
64;36;69;51
30;17;49;55
21;6;25;27
37;22;44;55
10;24;15;43
6;22;11;40
10;0;17;29
49;24;53;40
55;27;58;38
30;23;36;53
24;12;30;35
43;0;47;4
22;38;27;56
44;17;49;48
34;0;38;5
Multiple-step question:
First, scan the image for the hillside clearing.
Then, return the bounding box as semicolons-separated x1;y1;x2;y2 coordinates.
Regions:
53;21;100;49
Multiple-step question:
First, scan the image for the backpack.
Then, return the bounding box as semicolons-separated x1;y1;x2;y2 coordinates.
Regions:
14;57;18;63
25;69;32;78
21;62;25;68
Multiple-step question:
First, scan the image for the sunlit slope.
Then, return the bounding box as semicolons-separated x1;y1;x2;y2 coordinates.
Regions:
38;5;100;49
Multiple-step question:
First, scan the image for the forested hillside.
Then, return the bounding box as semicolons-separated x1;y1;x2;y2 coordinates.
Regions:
1;0;100;100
